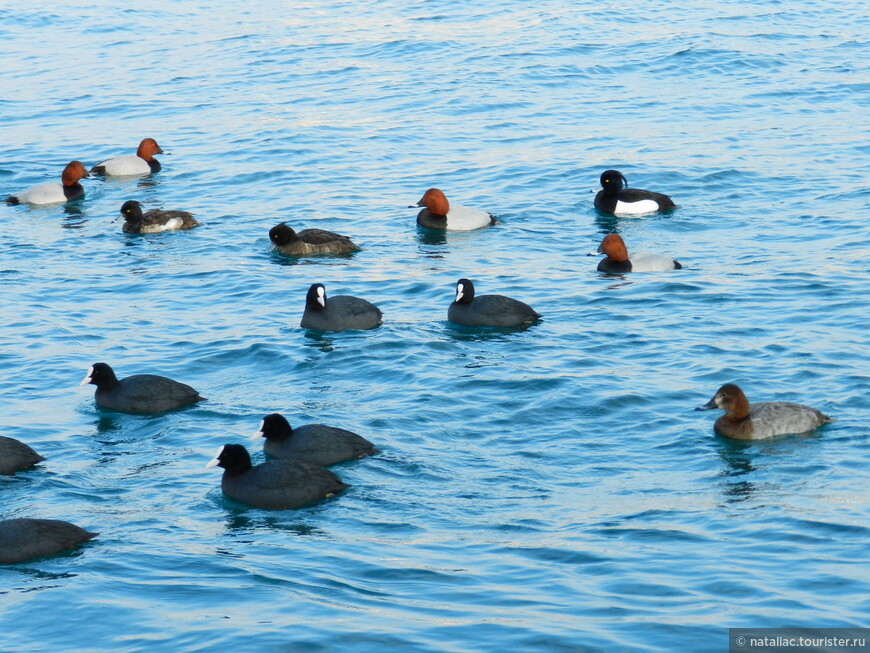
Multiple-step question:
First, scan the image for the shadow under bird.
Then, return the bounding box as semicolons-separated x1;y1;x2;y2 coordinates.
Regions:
300;283;382;332
119;200;200;234
81;362;206;414
594;170;676;216
206;443;349;510
252;413;377;466
0;518;97;565
269;222;360;256
448;278;540;327
0;436;45;475
695;383;834;440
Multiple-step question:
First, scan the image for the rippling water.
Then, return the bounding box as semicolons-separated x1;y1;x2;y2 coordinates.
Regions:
1;0;868;650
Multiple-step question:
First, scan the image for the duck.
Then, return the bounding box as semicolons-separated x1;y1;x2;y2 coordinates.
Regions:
80;362;206;414
596;233;682;273
5;161;90;206
0;518;97;564
269;222;360;256
695;383;835;440
252;413;377;466
594;170;676;215
206;443;349;510
0;436;45;475
90;138;165;176
411;188;495;231
119;200;200;234
448;278;540;327
300;283;382;332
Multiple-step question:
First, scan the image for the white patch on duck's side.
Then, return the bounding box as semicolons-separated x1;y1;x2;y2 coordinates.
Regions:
613;199;660;216
140;217;184;233
627;253;679;272
205;445;225;468
445;205;493;231
96;155;151;176
79;366;95;386
12;182;67;205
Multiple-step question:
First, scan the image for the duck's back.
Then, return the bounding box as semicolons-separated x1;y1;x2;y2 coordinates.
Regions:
97;374;203;413
265;424;376;466
449;294;540;327
222;460;348;510
10;182;71;205
445;205;495;231
301;295;382;331
92;155;152;176
282;229;360;255
717;401;834;439
628;252;682;272
126;210;199;234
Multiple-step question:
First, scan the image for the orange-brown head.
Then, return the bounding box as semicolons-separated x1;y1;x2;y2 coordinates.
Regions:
597;233;629;262
136;138;165;161
415;188;450;216
698;383;751;420
61;161;90;187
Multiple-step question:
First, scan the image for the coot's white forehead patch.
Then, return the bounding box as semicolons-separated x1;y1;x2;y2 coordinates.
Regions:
455;283;464;301
317;286;326;307
251;420;265;441
79;366;94;386
205;445;225;468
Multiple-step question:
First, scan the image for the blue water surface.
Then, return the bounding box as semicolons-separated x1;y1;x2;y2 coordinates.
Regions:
0;0;868;651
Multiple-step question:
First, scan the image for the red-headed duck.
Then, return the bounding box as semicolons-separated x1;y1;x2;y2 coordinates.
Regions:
269;222;360;256
119;200;200;234
411;188;495;231
5;161;89;206
91;138;165;176
597;233;682;273
301;283;382;332
695;383;834;440
595;170;676;216
448;278;541;327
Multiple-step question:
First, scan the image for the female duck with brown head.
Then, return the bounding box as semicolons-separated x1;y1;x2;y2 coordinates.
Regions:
596;233;682;273
6;161;90;205
696;383;834;440
91;137;166;176
412;188;495;231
